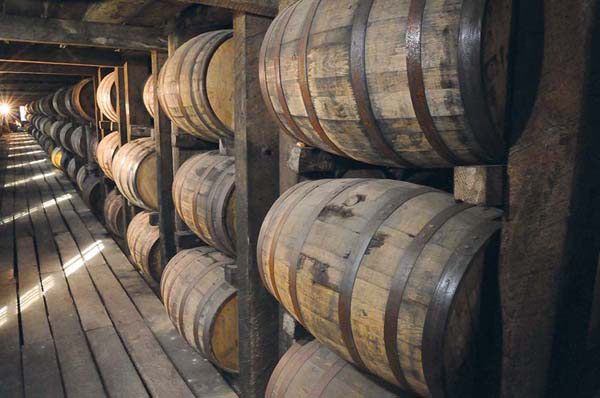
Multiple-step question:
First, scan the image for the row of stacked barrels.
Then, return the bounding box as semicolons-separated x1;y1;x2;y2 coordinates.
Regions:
26;78;103;214
94;0;511;395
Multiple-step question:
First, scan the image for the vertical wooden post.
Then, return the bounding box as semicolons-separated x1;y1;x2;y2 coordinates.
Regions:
234;12;280;398
151;50;177;267
499;1;600;397
87;69;101;174
124;58;151;134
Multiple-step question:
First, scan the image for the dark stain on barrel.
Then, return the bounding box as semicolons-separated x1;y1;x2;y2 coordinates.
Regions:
318;204;355;220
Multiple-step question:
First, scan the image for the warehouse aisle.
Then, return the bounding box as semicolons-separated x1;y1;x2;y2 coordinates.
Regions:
0;132;235;398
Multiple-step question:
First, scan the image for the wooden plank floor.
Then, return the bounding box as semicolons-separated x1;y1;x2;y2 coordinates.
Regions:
0;132;236;398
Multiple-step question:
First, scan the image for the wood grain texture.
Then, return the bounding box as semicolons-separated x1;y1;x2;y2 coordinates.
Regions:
261;0;512;168
173;151;236;257
103;189;126;238
96;131;120;180
454;165;504;206
161;247;239;373
258;178;502;397
97;71;119;123
157;30;235;142
267;340;414;398
127;211;162;283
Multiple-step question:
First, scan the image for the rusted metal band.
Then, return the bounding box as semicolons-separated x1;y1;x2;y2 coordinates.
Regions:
261;180;324;303
350;0;414;168
458;0;505;162
259;8;294;139
193;270;232;354
288;179;368;326
275;340;321;397
384;202;474;389
199;31;235;140
422;220;501;398
163;248;212;310
406;0;462;166
203;285;238;373
272;2;316;147
338;186;435;371
297;0;346;157
265;341;306;398
310;356;347;397
176;260;226;335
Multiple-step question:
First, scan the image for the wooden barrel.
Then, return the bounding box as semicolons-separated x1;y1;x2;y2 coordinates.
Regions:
142;76;155;118
58;122;78;153
70;125;88;158
112;138;158;211
260;0;512;168
96;131;120;180
50;147;66;169
81;174;104;218
40;135;56;154
103;189;126;238
66;157;81;182
127;211;161;282
97;71;119;122
76;166;88;191
157;30;234;142
70;78;96;121
59;150;73;173
257;179;503;397
39;94;55;117
172;151;236;256
52;87;71;119
267;340;412;398
48;120;65;142
40;117;54;137
160;247;238;373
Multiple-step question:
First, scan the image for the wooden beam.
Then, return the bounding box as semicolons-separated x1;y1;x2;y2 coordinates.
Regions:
234;12;280;398
0;44;124;67
499;0;600;397
0;63;97;76
177;0;277;17
0;15;166;50
151;50;177;267
83;0;154;24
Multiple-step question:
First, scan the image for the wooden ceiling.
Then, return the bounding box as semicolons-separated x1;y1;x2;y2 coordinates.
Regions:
0;0;274;105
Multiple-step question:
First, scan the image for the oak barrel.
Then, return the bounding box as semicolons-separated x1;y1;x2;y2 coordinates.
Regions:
112;137;158;211
161;247;238;373
157;30;234;142
50;147;66;170
81;174;104;218
59;150;73;173
76;166;88;191
48;120;65;142
70;78;96;121
39;94;55;117
103;189;126;238
58;122;77;153
259;0;513;168
66;157;81;182
52;87;71;119
41;117;54;137
127;211;161;282
172;151;236;256
142;76;155;118
258;179;503;397
97;71;119;122
266;340;412;398
96;131;121;180
70;125;88;159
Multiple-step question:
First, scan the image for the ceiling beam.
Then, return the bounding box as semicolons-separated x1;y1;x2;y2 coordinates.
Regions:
0;15;167;50
0;44;124;67
83;0;155;24
0;63;98;76
0;83;70;91
176;0;277;17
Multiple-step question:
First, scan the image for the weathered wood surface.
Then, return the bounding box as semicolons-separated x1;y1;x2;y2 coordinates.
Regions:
161;247;239;373
498;0;600;397
454;166;505;207
0;63;98;76
180;0;278;17
158;30;235;142
267;340;414;398
127;211;162;283
112;137;158;211
0;43;123;67
103;189;126;238
22;130;236;397
97;71;119;123
261;0;512;168
96;131;120;180
173;151;236;257
258;178;503;397
234;12;281;398
0;15;166;50
124;60;152;134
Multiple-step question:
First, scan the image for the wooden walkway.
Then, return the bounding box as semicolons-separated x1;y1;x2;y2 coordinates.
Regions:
0;132;236;398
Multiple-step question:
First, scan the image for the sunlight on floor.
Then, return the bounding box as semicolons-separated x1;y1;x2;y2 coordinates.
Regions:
0;193;72;225
6;159;47;169
3;171;57;188
7;150;43;158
